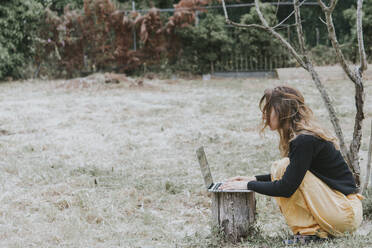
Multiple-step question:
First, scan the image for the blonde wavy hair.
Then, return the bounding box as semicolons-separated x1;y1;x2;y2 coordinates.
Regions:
259;85;339;157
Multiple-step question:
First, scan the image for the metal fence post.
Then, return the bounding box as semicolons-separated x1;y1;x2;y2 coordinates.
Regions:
132;0;137;51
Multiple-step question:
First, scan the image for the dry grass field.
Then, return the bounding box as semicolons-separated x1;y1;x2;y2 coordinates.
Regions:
0;76;372;247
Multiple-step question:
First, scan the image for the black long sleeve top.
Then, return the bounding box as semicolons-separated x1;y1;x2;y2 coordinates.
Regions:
247;134;358;197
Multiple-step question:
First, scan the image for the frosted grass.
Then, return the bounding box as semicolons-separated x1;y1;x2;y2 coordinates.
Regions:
0;77;371;247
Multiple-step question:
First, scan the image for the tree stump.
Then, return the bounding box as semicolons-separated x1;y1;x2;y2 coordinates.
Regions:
196;146;256;243
212;191;256;243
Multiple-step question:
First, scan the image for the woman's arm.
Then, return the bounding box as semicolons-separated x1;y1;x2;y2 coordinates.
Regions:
255;174;271;182
220;174;272;190
248;135;314;197
225;174;271;183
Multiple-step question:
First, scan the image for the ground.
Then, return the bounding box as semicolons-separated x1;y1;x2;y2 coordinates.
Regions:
0;76;371;247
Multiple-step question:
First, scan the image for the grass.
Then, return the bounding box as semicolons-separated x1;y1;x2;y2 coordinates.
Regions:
0;77;371;247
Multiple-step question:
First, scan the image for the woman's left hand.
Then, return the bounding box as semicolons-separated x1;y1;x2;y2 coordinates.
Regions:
219;180;248;190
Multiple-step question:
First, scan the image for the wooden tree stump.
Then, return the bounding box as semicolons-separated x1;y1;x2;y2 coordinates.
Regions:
196;146;256;243
212;191;256;243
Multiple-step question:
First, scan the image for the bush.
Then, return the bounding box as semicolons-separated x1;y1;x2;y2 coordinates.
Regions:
310;45;338;66
343;0;372;63
174;12;233;74
35;0;208;78
0;0;44;80
173;3;294;74
35;0;84;14
237;3;294;66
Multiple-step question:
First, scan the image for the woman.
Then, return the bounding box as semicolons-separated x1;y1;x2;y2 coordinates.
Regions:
220;86;363;244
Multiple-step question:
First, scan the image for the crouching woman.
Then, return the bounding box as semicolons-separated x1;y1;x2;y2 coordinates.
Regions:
220;86;363;243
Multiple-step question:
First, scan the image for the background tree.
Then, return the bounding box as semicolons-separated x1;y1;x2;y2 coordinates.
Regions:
0;0;43;79
175;13;233;73
344;0;372;64
35;0;84;13
237;4;295;66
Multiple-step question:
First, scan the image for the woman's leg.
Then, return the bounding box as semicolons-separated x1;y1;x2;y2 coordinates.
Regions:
270;157;363;238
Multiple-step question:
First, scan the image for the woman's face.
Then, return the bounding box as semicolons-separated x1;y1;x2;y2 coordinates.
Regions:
264;107;279;131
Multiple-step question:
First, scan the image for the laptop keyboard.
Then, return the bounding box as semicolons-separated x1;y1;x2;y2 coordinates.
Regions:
212;182;222;191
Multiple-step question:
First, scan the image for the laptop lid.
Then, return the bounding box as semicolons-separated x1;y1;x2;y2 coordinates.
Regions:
196;146;214;189
196;146;252;193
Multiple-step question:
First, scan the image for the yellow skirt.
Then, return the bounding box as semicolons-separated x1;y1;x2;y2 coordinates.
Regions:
271;157;363;238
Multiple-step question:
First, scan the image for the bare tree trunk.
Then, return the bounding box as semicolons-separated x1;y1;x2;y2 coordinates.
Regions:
362;120;372;194
305;62;353;169
317;0;368;187
348;81;365;184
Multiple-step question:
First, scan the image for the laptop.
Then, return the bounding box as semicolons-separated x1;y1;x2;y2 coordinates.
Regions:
196;146;252;192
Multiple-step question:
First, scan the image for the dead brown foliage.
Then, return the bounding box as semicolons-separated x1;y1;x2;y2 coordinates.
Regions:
36;0;209;78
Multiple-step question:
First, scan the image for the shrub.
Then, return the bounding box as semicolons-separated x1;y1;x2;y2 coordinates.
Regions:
35;0;84;14
237;3;295;68
174;12;233;74
35;0;207;78
0;0;43;80
343;0;372;63
310;45;338;66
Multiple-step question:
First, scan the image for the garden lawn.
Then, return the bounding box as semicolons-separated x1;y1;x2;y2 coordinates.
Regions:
0;77;371;247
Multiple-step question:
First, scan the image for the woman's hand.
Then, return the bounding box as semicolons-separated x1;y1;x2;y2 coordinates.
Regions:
225;176;256;182
219;181;248;190
219;176;256;190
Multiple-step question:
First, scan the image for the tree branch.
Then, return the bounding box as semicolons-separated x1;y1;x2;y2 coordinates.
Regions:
306;64;353;173
226;20;267;30
221;0;267;30
318;0;365;186
291;0;352;174
273;0;307;30
274;23;301;31
293;0;349;165
317;0;328;11
361;120;372;194
357;0;368;74
317;0;338;12
350;1;368;180
348;80;365;187
221;0;229;22
254;0;270;27
221;0;306;68
317;0;357;84
329;0;338;12
253;0;307;69
273;10;295;29
275;0;280;16
318;16;327;25
293;0;306;54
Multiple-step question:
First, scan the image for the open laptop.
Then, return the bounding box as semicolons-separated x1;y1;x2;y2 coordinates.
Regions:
196;146;251;192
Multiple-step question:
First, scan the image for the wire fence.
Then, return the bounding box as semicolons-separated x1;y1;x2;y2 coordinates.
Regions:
212;52;295;72
131;2;317;73
123;2;319;13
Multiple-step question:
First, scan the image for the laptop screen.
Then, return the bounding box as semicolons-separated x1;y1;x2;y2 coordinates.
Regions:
196;146;214;189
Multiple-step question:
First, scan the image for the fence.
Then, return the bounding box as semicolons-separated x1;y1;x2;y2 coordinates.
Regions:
212;53;295;73
128;2;313;73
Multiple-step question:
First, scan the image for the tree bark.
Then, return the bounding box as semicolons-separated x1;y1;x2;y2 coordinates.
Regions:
212;192;256;243
306;63;354;172
362;120;372;194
